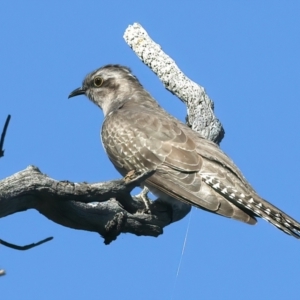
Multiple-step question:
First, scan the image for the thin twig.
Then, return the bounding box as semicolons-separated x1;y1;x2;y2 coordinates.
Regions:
0;237;53;251
0;114;11;158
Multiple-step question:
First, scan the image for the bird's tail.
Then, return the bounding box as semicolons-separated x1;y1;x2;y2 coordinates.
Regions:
202;174;300;238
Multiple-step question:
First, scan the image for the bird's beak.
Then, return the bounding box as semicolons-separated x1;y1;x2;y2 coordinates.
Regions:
68;87;86;99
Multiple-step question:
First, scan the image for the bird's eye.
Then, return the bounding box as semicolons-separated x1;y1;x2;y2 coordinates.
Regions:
94;76;103;87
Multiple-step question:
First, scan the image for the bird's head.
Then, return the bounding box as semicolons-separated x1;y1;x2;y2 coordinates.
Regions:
68;64;144;116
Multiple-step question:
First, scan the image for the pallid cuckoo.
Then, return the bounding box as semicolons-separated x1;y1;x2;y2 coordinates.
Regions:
69;64;300;238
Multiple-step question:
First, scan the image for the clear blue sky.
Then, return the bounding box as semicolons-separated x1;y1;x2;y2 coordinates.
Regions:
1;1;300;299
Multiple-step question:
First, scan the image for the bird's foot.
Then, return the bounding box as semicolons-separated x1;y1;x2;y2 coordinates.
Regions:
136;186;152;214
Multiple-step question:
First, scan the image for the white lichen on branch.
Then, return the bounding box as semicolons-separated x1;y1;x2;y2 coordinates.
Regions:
123;23;224;144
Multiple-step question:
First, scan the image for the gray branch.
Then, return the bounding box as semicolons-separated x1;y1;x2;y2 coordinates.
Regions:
124;23;224;144
0;166;169;244
0;23;224;245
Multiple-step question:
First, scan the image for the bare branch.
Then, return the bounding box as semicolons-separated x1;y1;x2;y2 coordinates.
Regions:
0;237;53;251
0;166;174;244
0;114;11;158
124;23;224;144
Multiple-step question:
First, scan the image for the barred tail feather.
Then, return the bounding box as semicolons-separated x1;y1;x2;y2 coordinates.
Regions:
202;174;300;238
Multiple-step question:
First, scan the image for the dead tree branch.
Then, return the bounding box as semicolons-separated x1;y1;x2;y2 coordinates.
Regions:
0;115;11;158
124;23;224;144
0;166;168;244
0;237;53;251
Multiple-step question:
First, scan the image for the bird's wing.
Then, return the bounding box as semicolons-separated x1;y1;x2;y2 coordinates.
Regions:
101;102;257;224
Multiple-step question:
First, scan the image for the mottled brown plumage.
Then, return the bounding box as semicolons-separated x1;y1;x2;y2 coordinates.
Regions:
69;64;300;238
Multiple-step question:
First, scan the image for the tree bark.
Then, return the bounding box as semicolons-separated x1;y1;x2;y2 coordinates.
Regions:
0;23;224;245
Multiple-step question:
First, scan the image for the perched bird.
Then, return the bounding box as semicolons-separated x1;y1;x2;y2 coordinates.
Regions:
69;64;300;238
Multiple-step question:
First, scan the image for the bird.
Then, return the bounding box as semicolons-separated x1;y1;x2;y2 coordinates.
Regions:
69;64;300;239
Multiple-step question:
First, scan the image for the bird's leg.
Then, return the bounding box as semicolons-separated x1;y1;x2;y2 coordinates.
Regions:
136;186;152;213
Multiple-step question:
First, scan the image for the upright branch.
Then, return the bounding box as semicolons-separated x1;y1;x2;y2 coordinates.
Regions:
124;23;224;144
0;115;11;158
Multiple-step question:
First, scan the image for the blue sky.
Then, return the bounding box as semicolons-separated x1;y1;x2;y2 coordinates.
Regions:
1;1;300;299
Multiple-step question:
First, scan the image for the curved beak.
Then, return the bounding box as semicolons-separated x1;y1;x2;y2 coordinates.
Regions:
68;87;86;99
